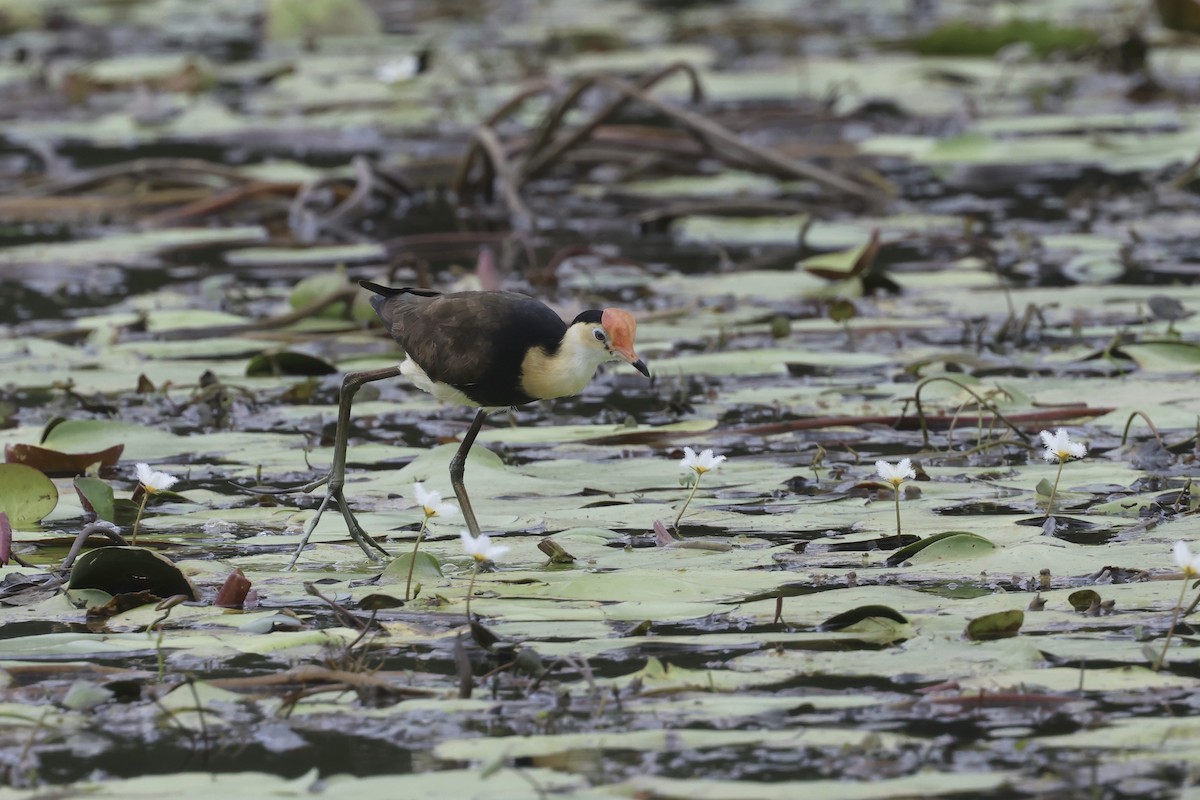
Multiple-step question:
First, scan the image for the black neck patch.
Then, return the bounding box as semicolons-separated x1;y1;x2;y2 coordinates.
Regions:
572;309;604;325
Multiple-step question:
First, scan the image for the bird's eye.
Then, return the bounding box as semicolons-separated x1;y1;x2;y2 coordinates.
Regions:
593;329;606;342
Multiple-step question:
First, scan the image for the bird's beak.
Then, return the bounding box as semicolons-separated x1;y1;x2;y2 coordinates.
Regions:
614;345;650;377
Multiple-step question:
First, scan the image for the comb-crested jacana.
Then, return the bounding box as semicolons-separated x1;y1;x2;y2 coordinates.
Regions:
287;281;650;566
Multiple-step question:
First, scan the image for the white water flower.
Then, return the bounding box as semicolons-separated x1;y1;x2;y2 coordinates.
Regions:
1158;540;1200;671
375;55;420;84
876;458;916;487
412;481;458;519
680;447;726;475
135;463;178;494
1173;541;1200;577
1040;429;1087;463
461;530;508;563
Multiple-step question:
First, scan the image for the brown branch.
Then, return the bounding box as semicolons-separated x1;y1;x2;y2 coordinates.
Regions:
459;125;533;229
23;158;251;197
142;181;301;227
586;74;886;200
481;78;557;128
520;61;706;182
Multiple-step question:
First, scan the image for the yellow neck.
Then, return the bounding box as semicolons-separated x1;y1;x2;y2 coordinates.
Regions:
519;325;607;400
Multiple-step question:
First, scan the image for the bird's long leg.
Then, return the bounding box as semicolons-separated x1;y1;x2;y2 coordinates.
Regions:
287;366;402;569
450;409;488;537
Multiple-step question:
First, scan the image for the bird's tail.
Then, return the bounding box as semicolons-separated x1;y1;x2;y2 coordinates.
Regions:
359;281;440;298
360;282;441;322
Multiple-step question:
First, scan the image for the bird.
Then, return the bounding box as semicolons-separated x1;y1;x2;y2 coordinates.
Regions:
286;280;650;566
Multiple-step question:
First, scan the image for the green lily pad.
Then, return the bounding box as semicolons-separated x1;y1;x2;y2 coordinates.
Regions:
265;0;383;40
0;463;58;525
885;531;996;566
911;19;1098;57
289;269;351;319
612;171;780;199
245;350;338;377
819;605;913;643
0;227;267;268
39;419;183;461
673;214;810;246
74;477;115;522
380;551;444;586
1117;341;1200;371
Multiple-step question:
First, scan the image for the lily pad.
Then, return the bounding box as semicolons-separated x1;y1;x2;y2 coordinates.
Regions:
265;0;382;40
39;419;183;461
0;463;58;525
965;609;1024;641
1068;589;1102;612
379;551;444;586
1117;341;1200;371
5;442;124;476
885;531;996;566
245;350;338;377
289;269;351;319
74;477;115;522
673;214;810;246
68;547;199;601
819;604;908;630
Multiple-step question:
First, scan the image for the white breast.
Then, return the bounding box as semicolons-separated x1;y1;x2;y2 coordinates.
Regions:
401;357;477;406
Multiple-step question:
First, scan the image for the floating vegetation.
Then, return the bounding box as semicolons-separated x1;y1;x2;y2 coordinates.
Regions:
2;0;1200;797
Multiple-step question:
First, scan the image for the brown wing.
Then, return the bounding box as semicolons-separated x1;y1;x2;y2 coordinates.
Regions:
371;288;568;406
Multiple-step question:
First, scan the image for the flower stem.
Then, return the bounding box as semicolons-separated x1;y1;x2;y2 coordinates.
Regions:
1154;577;1191;672
131;493;149;546
405;516;430;601
893;490;902;537
1044;458;1065;519
673;474;702;535
465;562;479;620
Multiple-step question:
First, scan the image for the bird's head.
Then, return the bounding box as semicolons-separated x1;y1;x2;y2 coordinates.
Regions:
572;308;650;377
